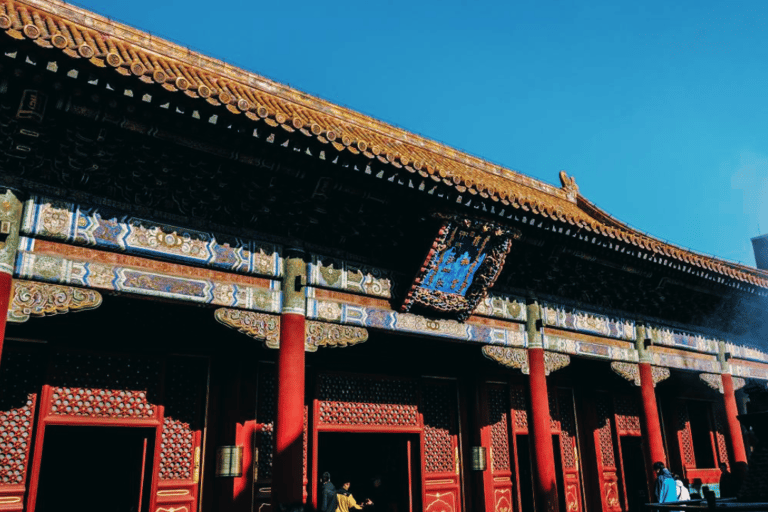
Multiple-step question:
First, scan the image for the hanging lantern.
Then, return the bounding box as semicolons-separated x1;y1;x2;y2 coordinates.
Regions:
215;445;243;478
471;446;487;471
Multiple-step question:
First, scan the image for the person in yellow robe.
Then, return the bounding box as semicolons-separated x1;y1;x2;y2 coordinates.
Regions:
336;480;372;512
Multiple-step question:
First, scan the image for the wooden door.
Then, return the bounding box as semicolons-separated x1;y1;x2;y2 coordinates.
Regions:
592;392;622;512
422;378;461;512
483;382;514;512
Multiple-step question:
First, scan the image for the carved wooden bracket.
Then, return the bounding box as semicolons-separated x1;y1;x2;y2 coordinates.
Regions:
305;321;368;352
699;373;746;394
482;346;570;375
7;279;102;323
610;362;670;387
214;308;280;349
215;309;368;351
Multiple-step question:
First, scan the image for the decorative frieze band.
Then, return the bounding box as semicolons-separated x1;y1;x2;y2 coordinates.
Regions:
21;196;282;277
699;373;747;394
544;334;638;363
541;303;634;341
308;256;396;299
305;321;368;352
482;346;571;375
15;243;281;313
610;362;670;387
648;326;719;355
307;298;525;346
473;294;526;322
7;279;102;323
214;309;368;351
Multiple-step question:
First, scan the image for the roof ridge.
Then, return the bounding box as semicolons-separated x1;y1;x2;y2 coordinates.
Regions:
577;194;768;277
16;0;566;203
4;0;768;289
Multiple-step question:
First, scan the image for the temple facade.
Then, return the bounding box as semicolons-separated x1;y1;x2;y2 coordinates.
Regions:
1;1;767;512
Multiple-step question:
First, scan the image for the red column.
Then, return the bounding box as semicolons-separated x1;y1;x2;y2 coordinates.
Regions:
638;362;666;466
528;347;559;512
272;255;306;506
722;373;747;464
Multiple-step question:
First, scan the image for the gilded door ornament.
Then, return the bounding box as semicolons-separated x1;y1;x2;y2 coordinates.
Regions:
481;346;570;375
304;321;368;351
214;308;280;348
7;279;102;323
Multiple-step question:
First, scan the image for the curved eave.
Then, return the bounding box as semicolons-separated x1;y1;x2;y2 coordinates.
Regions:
3;0;768;290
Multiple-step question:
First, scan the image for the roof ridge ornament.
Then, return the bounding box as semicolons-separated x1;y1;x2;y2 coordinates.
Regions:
559;170;579;201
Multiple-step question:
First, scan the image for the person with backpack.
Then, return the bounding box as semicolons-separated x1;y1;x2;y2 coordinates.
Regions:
653;462;677;503
320;472;338;512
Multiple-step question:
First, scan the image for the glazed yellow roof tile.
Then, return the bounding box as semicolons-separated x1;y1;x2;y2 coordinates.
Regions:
4;0;768;289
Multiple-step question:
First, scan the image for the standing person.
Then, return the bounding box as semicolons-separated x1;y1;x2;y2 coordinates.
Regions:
719;463;735;497
336;480;372;512
320;472;338;512
653;462;677;503
673;474;691;502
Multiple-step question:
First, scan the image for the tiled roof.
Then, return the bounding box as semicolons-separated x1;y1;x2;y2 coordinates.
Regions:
3;0;768;289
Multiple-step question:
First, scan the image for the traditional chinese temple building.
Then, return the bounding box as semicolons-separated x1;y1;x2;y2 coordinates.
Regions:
1;1;768;511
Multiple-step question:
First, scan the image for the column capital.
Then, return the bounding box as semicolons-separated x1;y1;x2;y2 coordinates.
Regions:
0;189;22;276
282;254;307;315
525;299;542;349
718;340;731;374
635;323;652;363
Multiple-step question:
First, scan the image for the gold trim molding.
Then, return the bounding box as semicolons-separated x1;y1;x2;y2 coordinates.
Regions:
305;320;368;352
214;308;280;349
215;309;367;351
610;362;670;387
7;279;102;323
699;373;746;394
482;346;570;375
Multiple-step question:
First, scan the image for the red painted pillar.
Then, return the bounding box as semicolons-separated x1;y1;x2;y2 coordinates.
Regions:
638;362;666;465
0;189;23;369
635;324;666;489
722;373;747;464
272;253;307;506
526;300;559;512
529;348;559;512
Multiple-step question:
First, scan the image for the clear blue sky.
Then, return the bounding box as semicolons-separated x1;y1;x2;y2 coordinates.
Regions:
71;0;768;267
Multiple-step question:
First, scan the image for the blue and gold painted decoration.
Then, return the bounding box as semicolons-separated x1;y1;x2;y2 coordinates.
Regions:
14;239;281;313
21;196;282;277
307;297;525;346
401;215;520;321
